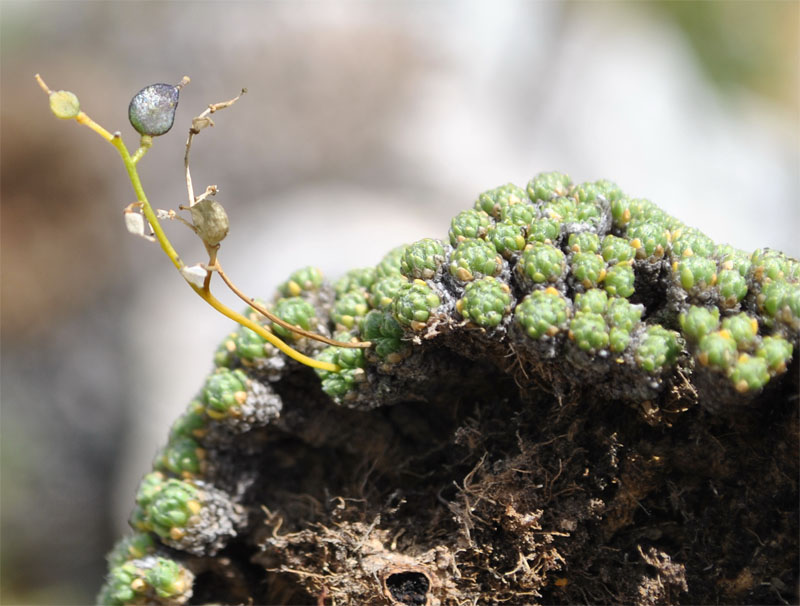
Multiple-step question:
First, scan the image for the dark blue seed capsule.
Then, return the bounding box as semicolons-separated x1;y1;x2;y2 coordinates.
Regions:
128;83;181;136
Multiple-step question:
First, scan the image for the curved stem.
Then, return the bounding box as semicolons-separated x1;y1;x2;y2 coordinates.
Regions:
76;112;115;142
36;75;342;373
213;260;371;349
110;126;339;371
192;286;339;372
110;138;339;371
131;135;153;164
109;134;183;270
110;126;341;371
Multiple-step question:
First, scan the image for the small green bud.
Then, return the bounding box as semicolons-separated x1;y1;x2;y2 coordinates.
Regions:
526;171;572;202
575;199;604;225
541;196;578;223
514;287;571;340
98;562;139;605
49;90;81;119
721;313;759;350
375;245;408;278
135;472;167;508
757;281;792;318
756;336;793;374
574;288;608;314
202;368;248;419
449;239;503;282
603;262;635;298
601;235;636;264
278;266;324;297
567;232;601;254
400;238;446;280
670;227;715;258
750;248;792;284
331;291;369;329
271;297;317;340
476;183;527;218
106;533;156;568
100;555;193;605
369;275;408;310
717;269;748;307
627;198;664;225
516;242;566;287
570;252;607;290
610;197;633;228
605;297;643;331
500;201;536;227
145;557;191;599
635;325;681;373
315;342;366;400
715;244;751;276
449;209;491;245
697;330;738;369
487;222;526;258
574;179;624;205
128;82;181;136
627;222;670;260
729;354;770;393
456;277;512;328
335;340;365;370
674;256;717;292
360;310;407;359
334;267;377;297
527;217;562;245
170;401;207;442
157;435;205;478
569;311;609;352
147;479;201;539
392;280;442;330
609;326;632;353
189;199;229;247
678;306;720;343
233;327;268;361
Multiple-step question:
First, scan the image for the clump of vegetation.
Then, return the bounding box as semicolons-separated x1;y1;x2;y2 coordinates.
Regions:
39;77;797;605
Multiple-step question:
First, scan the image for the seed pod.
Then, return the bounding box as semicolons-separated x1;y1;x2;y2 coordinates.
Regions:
128;82;181;136
49;90;81;119
189;199;229;247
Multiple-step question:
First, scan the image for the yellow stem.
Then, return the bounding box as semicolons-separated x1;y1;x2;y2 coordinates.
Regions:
108;127;339;371
214;261;371;349
109;135;183;270
194;287;340;372
37;75;341;373
76;112;115;141
109;136;339;371
131;135;153;164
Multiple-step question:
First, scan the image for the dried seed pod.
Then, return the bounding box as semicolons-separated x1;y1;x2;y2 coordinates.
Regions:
189;199;229;247
129;83;181;136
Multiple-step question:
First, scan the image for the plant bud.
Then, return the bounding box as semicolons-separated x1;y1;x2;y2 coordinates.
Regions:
128;83;181;136
190;199;229;247
49;90;81;119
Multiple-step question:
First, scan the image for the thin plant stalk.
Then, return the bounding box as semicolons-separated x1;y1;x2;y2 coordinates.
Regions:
35;74;347;372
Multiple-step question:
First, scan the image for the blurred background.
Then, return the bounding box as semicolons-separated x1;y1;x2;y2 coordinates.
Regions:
1;1;797;603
